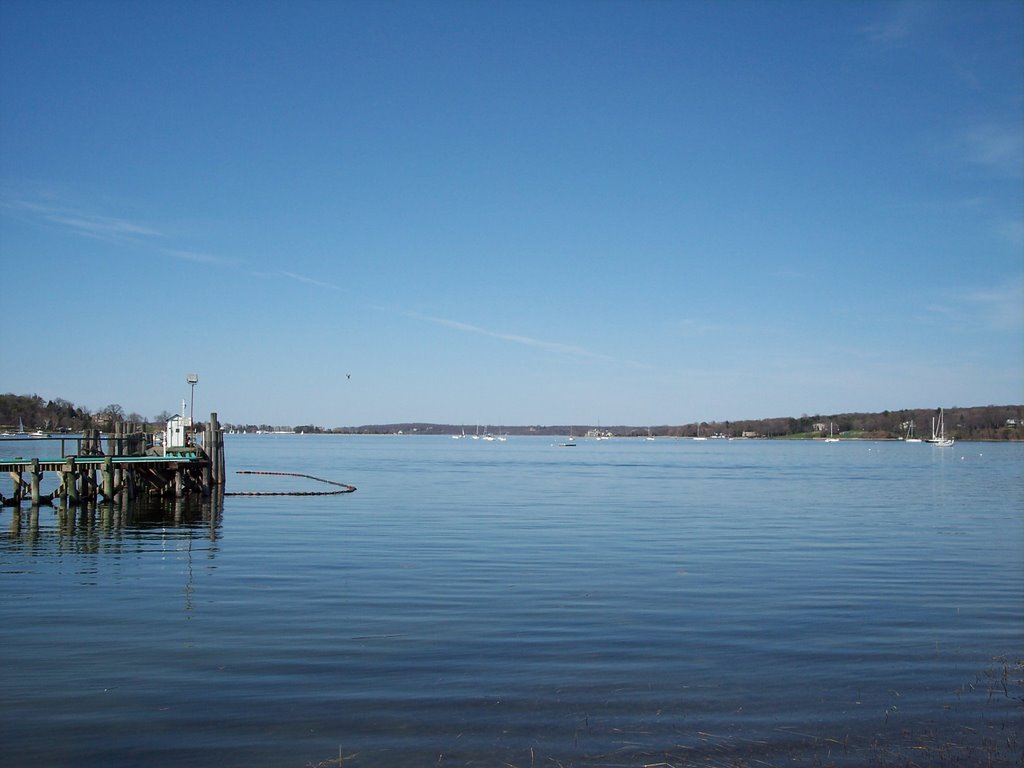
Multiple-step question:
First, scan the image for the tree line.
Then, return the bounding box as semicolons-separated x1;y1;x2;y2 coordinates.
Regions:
677;405;1024;441
2;392;1021;440
0;393;171;433
315;405;1024;440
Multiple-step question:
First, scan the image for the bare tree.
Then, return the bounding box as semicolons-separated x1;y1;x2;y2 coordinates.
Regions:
97;404;126;428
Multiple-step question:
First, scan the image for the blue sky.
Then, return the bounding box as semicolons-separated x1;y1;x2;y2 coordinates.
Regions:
2;0;1021;427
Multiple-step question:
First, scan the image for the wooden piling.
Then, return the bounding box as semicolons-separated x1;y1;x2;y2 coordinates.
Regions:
214;414;225;488
102;456;114;500
202;419;212;492
9;469;23;504
85;429;98;500
209;413;219;486
65;458;78;505
30;459;41;506
125;466;136;502
110;423;121;490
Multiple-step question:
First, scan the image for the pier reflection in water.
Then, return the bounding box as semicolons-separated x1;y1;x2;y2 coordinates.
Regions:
4;494;222;556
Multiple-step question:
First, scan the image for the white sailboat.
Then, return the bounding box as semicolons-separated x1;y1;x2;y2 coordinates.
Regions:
824;422;840;442
927;409;955;447
1;417;26;439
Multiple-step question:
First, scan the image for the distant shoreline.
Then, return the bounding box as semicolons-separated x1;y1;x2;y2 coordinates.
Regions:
263;404;1023;442
3;394;1021;442
226;432;1021;443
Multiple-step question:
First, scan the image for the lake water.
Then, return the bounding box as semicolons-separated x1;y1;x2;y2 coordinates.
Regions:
1;435;1021;767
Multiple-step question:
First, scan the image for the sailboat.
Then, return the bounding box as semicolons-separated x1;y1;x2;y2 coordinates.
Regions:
824;422;840;442
927;409;955;447
904;421;922;443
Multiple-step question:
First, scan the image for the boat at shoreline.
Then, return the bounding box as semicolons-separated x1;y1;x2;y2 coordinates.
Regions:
925;409;955;447
0;418;47;439
904;420;922;443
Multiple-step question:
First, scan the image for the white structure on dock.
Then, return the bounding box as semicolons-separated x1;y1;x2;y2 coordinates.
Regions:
165;400;191;449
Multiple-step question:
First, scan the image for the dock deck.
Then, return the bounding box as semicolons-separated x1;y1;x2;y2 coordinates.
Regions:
0;452;203;474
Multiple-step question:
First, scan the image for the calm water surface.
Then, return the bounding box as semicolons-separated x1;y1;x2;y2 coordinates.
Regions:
1;435;1021;767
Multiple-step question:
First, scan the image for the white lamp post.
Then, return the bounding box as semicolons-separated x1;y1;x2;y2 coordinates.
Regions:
186;373;199;427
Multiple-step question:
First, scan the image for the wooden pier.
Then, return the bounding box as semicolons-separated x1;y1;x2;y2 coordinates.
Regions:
1;413;225;507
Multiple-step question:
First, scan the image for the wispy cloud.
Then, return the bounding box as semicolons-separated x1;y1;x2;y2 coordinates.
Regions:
957;120;1024;179
410;312;615;362
282;270;339;290
164;248;239;266
671;316;784;343
4;198;163;241
2;193;249;270
860;0;929;46
964;277;1024;332
938;196;1024;248
925;277;1024;333
672;318;737;338
996;218;1024;249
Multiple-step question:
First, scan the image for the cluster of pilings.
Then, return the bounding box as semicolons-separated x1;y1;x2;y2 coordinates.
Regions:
203;413;226;494
1;413;225;508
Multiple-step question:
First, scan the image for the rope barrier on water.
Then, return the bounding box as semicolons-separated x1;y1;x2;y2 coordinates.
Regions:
224;470;356;496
